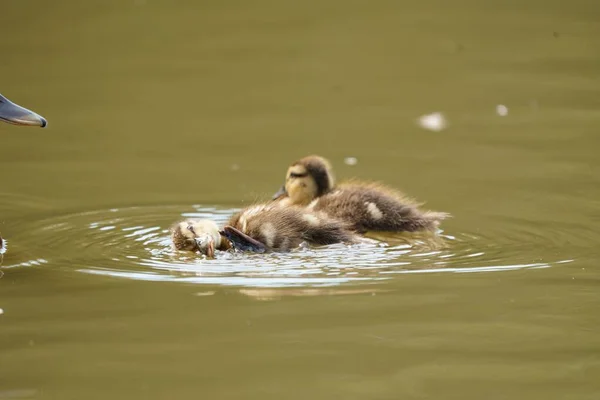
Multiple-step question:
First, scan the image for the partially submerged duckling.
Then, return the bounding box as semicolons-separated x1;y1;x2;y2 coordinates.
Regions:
273;155;450;233
0;94;47;127
171;204;359;257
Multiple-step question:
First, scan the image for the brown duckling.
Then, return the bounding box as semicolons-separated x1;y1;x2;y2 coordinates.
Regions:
272;155;450;233
0;94;47;127
171;204;359;257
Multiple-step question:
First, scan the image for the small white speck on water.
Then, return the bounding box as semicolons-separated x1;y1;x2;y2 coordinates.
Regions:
0;308;4;315
417;112;447;132
496;104;508;116
344;157;358;166
194;291;216;297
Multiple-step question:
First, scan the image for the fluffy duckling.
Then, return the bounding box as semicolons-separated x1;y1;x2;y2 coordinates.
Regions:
171;204;359;257
0;94;47;127
273;155;450;233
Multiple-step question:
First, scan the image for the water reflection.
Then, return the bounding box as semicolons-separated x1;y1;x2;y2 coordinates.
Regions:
1;205;573;290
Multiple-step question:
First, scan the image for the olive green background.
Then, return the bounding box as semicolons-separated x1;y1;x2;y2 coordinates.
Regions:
1;1;599;399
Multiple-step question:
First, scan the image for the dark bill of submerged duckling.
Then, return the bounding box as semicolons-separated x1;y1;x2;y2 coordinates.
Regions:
220;226;267;253
0;94;47;127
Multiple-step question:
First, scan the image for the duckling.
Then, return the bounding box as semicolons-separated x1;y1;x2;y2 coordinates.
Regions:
0;94;47;127
273;155;450;233
171;204;359;257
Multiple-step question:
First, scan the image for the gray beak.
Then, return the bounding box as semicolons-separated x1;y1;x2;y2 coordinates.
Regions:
272;185;287;200
0;94;47;127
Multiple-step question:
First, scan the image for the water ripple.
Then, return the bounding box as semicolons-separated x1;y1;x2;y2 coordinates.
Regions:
0;205;576;288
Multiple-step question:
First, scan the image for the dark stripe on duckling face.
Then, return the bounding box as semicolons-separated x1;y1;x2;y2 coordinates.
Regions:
294;160;330;196
289;172;308;179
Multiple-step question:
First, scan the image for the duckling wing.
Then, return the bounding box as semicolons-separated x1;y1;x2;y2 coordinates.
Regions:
300;218;357;245
316;185;449;232
221;226;267;253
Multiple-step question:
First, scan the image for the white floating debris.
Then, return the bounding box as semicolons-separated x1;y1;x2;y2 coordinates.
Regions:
0;308;4;315
417;112;447;132
496;104;508;116
194;291;216;297
344;157;358;166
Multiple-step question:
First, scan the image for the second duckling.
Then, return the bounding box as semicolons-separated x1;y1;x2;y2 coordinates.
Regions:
171;204;359;257
273;155;450;233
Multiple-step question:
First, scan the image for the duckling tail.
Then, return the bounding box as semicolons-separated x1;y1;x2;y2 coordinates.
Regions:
421;211;452;230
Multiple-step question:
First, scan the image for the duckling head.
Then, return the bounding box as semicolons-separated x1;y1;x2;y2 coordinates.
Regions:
0;94;47;127
171;219;222;257
273;155;334;205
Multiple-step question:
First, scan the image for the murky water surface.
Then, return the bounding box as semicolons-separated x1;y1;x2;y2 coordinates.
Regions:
1;1;599;399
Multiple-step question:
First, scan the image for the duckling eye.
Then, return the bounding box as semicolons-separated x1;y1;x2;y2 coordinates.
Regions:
289;172;308;179
187;225;196;235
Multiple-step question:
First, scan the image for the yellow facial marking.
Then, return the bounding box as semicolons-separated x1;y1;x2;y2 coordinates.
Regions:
285;165;318;205
288;165;307;176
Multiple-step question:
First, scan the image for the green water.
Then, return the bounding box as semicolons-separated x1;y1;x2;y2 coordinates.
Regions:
1;0;599;399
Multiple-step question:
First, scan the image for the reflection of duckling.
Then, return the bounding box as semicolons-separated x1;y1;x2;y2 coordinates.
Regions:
171;204;359;257
273;155;450;233
0;94;47;127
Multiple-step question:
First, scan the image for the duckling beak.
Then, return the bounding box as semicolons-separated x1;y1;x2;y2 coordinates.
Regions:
194;234;215;258
272;185;287;200
0;94;47;127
